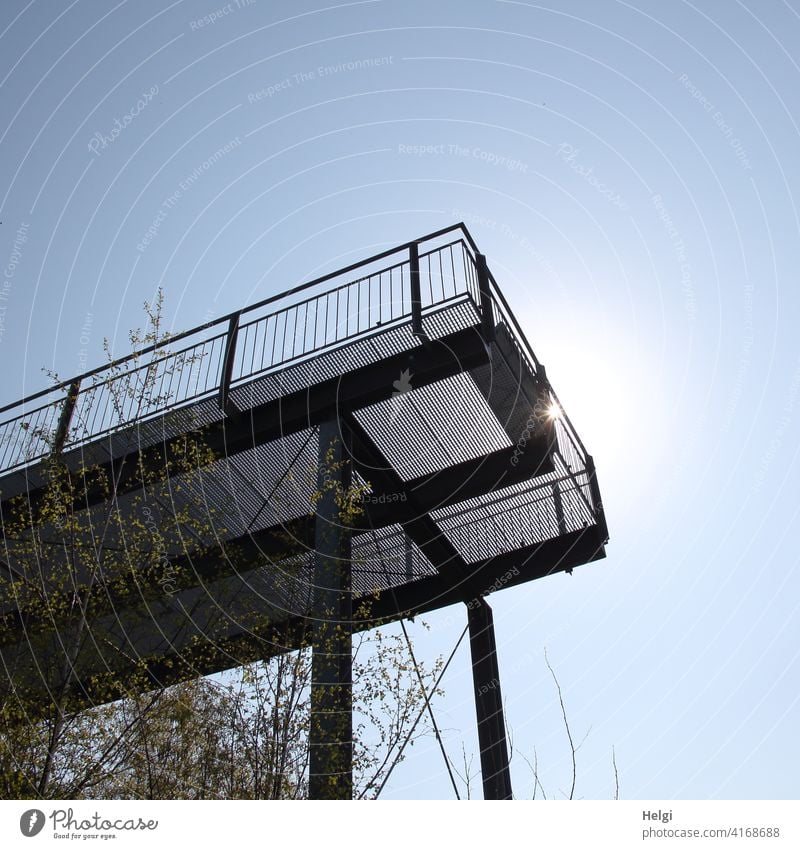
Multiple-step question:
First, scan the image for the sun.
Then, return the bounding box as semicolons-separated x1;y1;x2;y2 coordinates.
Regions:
546;401;562;420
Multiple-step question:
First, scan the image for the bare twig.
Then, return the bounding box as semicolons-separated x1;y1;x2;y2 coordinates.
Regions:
451;742;478;799
367;624;468;800
400;619;460;800
520;747;546;800
612;746;619;800
544;648;576;800
576;724;593;752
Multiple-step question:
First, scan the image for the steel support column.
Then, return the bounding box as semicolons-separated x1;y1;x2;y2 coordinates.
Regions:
309;419;353;799
467;598;513;799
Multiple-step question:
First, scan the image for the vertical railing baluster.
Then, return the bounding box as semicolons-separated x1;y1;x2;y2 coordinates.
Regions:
219;312;241;413
475;253;496;344
409;241;422;335
51;381;81;456
586;454;609;542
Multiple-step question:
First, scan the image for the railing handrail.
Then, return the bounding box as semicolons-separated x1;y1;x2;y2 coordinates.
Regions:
0;223;476;415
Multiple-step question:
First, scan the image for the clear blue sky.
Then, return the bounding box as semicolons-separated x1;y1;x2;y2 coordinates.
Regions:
1;0;798;800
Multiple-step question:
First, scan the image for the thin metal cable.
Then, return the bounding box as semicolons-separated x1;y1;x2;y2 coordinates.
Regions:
368;623;469;800
399;616;462;799
362;518;462;798
246;426;317;531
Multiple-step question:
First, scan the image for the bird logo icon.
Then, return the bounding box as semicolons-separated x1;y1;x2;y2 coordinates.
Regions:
389;368;413;424
392;368;413;398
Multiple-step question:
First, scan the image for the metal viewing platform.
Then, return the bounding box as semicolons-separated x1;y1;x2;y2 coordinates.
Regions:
0;223;608;799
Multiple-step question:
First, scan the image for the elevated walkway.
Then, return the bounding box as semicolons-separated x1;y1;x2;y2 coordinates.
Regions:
0;224;608;705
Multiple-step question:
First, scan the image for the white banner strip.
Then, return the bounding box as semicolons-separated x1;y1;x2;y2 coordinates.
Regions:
1;800;798;848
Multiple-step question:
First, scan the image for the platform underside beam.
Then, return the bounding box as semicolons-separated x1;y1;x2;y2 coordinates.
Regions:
0;523;605;709
0;324;490;514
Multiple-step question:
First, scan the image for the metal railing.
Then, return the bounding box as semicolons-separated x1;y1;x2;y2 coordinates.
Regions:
0;220;602;537
0;225;482;473
480;262;602;525
230;238;478;383
0;220;606;541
